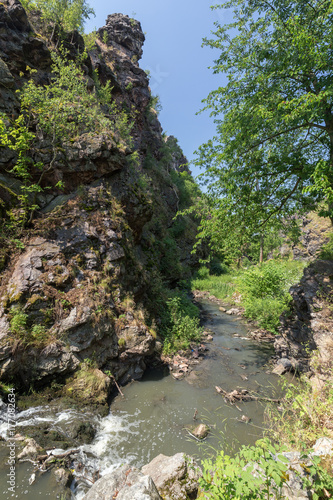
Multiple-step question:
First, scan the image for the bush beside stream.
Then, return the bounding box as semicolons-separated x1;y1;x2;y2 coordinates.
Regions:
191;259;305;332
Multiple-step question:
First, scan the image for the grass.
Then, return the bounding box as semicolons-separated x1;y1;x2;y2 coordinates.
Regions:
267;348;333;451
191;260;306;332
191;267;237;301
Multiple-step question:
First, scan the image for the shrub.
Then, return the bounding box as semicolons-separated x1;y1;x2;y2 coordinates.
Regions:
238;261;305;332
209;259;229;276
200;439;289;499
161;291;202;354
319;233;333;260
239;261;287;300
243;296;291;332
200;438;333;500
267;375;333;450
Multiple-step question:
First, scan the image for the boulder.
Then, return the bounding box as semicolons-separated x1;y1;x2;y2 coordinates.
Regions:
83;465;162;500
17;438;42;460
191;423;210;440
142;453;201;500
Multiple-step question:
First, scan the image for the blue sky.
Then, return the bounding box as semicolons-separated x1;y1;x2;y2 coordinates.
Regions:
85;1;232;180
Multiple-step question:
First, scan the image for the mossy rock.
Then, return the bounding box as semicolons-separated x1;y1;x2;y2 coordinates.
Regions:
64;366;112;406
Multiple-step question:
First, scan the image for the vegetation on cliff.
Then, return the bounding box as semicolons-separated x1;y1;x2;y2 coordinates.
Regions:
0;0;202;393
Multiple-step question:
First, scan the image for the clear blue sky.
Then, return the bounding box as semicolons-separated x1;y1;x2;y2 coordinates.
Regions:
85;1;232;180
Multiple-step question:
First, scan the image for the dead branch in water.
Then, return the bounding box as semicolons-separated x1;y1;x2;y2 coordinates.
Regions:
215;386;280;404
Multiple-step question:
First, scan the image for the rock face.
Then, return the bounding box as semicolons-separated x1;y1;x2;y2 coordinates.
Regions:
292;213;332;261
275;259;333;371
142;453;201;500
0;1;199;395
83;465;162;500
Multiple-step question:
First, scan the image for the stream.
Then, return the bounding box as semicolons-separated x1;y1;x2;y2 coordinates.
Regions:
0;300;284;499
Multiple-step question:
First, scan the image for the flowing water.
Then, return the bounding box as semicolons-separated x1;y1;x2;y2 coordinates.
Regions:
0;300;284;499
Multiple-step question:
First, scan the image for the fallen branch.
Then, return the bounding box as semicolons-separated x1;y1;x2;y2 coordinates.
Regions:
215;386;280;404
113;377;125;398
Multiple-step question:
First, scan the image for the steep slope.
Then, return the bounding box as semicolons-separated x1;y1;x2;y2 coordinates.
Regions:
0;1;199;396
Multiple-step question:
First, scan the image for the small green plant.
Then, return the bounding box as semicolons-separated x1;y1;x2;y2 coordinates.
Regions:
200;437;333;500
9;307;28;336
267;375;333;450
0;382;14;395
102;30;108;44
118;338;126;347
200;438;289;499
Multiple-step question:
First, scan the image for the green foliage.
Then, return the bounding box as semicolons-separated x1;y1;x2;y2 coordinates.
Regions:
159;290;202;354
21;0;95;35
239;261;288;301
191;271;236;300
1;50;132;234
200;438;332;500
0;114;43;228
268;375;333;450
118;338;126;347
170;170;201;210
196;0;333;260
20;52;109;142
149;94;162;115
243;296;291;332
158;236;182;280
0;382;14;396
200;438;289;499
9;307;52;347
9;307;28;336
83;29;97;51
209;258;230;276
239;260;305;332
319;233;333;260
191;260;305;332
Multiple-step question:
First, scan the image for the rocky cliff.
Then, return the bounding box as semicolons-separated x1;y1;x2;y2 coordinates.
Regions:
275;259;333;374
0;1;199;399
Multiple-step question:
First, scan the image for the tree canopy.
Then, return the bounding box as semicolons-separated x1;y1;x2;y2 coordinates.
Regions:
21;0;95;33
195;0;333;261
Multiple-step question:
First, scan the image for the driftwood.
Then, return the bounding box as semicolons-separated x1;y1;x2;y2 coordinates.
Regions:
113;377;125;398
215;386;280;404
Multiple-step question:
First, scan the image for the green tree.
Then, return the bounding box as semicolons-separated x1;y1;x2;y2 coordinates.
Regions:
21;0;95;35
196;0;333;259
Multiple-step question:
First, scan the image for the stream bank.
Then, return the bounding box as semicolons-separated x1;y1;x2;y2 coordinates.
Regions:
0;299;284;499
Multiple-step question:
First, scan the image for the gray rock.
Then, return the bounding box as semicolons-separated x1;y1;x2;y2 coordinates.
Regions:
142;453;201;500
106;243;125;261
276;260;333;370
226;308;241;315
0;57;14;87
83;465;162;500
191;423;209;440
312;437;333;456
17;438;41;460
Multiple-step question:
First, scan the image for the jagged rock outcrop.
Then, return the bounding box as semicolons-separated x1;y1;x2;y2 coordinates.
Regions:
0;1;199;394
275;259;333;372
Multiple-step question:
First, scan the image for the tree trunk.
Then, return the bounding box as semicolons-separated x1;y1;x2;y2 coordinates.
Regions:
259;233;264;264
